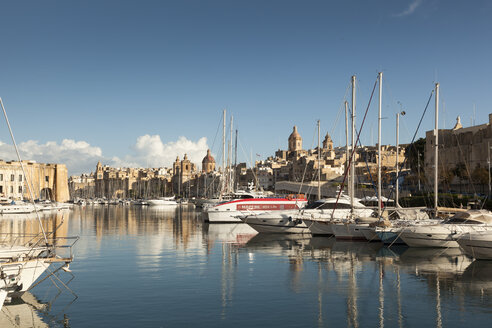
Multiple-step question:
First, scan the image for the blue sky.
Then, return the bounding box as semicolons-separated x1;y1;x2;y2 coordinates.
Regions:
0;0;491;174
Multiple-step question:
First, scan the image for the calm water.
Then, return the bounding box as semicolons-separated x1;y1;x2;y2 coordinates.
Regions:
2;206;492;327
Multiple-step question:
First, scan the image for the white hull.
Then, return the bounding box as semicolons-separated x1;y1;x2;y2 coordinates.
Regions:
303;219;333;235
457;231;492;260
207;210;244;223
399;224;492;248
0;259;50;297
375;228;405;244
206;198;307;224
241;212;311;234
359;226;381;241
147;199;178;206
332;223;368;240
0;204;36;214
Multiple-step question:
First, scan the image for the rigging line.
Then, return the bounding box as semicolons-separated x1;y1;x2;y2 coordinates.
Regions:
383;89;435;209
210;111;224;155
0;98;48;245
331;76;379;218
294;124;319;199
331;82;353;140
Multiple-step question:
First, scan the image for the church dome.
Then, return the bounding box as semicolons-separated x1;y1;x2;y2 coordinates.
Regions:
289;126;301;140
202;149;215;164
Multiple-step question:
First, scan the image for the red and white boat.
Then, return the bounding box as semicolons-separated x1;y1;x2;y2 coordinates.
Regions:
206;194;307;223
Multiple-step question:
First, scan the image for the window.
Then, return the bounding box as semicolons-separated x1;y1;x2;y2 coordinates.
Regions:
45;176;49;182
19;174;22;182
0;174;3;181
18;186;22;194
0;186;3;193
11;174;14;182
10;186;13;193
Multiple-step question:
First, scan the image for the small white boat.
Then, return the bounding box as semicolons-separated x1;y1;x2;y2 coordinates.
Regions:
457;230;492;260
241;211;311;234
0;203;36;214
301;196;373;235
400;210;492;248
147;197;178;206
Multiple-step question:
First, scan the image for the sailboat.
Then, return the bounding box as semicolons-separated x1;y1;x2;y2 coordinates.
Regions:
0;98;77;309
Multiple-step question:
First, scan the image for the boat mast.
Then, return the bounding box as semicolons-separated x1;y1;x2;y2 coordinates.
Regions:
378;72;382;219
0;98;48;244
434;83;439;211
317;119;321;200
396;109;405;207
229;115;233;193
345;101;349;196
351;76;356;215
222;109;226;198
234;129;238;192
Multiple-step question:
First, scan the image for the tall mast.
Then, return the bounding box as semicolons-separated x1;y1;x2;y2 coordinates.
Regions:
350;76;356;214
345;101;349;196
317;120;321;200
396;112;400;207
434;83;439;210
222;109;226;198
377;72;382;218
229;115;233;193
235;129;238;192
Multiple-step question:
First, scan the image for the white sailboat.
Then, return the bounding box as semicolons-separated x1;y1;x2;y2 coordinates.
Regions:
457;230;492;260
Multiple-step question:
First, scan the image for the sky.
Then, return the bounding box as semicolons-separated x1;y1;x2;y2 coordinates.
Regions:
0;0;491;175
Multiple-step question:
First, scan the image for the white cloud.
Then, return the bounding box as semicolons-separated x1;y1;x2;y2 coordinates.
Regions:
114;134;210;170
0;135;210;176
393;0;423;17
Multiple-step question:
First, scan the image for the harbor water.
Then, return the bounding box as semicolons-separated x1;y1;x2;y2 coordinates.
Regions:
2;206;492;327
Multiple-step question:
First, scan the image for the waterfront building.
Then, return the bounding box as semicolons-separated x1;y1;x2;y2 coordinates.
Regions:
425;114;492;192
0;160;69;202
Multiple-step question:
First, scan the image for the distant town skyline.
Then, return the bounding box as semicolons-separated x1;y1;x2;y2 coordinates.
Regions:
0;0;491;174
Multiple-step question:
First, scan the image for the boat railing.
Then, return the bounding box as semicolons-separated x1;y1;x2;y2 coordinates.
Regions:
0;232;79;261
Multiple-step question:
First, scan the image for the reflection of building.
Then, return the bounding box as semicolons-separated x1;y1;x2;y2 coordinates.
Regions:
0;292;49;328
0;160;69;202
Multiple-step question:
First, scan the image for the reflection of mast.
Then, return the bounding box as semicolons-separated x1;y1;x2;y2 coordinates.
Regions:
317;262;323;327
378;261;384;328
221;242;237;319
436;278;442;328
396;266;403;328
347;255;359;328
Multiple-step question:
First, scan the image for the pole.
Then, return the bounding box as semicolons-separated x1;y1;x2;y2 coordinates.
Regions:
351;76;356;214
396;113;400;207
235;129;238;192
345;101;349;196
317;119;321;200
434;83;439;210
0;98;48;244
377;72;382;218
488;141;490;199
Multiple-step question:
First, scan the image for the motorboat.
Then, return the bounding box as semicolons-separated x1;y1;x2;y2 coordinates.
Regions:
399;210;492;248
147;197;178;206
206;194;307;223
240;210;312;234
301;196;374;235
457;230;492;260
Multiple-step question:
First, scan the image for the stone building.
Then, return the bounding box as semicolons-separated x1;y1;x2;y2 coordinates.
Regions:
425;114;492;185
92;162;173;199
0;160;69;202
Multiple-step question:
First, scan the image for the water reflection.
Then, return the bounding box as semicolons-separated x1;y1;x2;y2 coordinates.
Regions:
2;207;492;327
0;293;48;328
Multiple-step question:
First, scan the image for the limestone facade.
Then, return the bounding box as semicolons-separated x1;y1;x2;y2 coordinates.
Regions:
0;160;69;202
424;114;492;181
